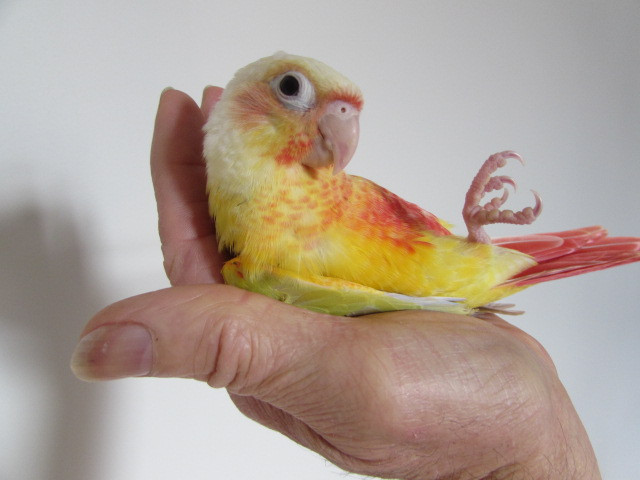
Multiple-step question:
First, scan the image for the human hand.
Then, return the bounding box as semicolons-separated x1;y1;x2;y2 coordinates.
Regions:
70;88;601;480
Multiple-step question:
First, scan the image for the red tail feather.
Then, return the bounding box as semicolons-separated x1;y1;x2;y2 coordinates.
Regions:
493;226;640;287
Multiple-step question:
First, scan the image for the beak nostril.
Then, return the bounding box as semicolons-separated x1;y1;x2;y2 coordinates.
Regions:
340;107;346;113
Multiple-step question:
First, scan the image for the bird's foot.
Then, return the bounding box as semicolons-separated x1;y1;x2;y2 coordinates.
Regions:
463;151;542;244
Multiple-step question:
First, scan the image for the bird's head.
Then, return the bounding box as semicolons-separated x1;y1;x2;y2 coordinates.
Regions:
204;52;363;177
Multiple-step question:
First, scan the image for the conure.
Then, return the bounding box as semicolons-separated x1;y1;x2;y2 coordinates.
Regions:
203;52;640;316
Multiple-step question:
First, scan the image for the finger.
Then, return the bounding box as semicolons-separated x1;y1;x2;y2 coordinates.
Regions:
201;85;223;118
68;284;384;474
150;89;224;285
70;284;334;396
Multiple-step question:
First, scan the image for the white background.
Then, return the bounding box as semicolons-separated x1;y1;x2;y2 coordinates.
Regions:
1;1;639;479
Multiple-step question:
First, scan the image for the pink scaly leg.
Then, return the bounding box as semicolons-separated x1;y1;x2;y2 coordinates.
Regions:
463;151;542;244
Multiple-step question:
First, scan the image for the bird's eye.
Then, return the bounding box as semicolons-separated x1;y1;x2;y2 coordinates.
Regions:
279;75;300;96
270;71;316;111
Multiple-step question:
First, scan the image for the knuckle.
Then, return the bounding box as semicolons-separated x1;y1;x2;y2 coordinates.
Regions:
195;312;253;389
194;301;267;392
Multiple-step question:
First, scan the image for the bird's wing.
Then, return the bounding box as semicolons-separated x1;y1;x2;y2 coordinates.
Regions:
222;257;473;316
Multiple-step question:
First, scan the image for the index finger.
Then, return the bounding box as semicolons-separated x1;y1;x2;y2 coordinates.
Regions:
150;88;225;285
201;85;223;118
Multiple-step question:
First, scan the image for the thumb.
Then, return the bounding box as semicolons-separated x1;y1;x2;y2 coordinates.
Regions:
70;284;333;395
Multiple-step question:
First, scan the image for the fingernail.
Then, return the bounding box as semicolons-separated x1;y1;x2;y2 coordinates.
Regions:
70;323;153;381
161;86;174;95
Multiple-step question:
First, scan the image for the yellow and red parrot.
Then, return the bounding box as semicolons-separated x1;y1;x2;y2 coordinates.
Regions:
204;52;640;316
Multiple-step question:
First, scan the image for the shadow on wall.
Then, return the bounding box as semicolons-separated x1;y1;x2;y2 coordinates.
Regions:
0;203;111;480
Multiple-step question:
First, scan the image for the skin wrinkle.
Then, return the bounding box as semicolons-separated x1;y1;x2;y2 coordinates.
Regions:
147;288;253;381
380;322;456;434
161;106;204;161
233;385;406;479
152;288;212;317
201;290;262;388
388;355;448;445
267;321;338;406
153;171;205;224
159;293;227;379
230;394;286;432
303;428;396;479
192;313;224;382
261;368;324;418
476;367;550;467
157;168;208;215
361;327;488;476
232;387;402;479
220;296;322;397
552;396;579;478
205;312;253;388
273;321;365;423
446;326;550;426
224;317;258;389
284;359;360;430
162;237;219;285
161;198;214;237
158;203;215;247
347;333;403;420
80;289;180;339
227;396;343;466
276;323;399;468
372;315;553;480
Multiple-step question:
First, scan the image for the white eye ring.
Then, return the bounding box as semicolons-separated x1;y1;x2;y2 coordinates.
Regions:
270;71;316;112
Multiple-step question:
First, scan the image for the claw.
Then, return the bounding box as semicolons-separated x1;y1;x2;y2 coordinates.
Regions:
500;188;510;205
463;151;542;244
485;175;517;193
486;189;509;210
508;151;525;166
530;189;543;217
500;175;518;192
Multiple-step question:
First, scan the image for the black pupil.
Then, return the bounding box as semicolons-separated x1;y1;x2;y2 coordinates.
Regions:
279;75;300;96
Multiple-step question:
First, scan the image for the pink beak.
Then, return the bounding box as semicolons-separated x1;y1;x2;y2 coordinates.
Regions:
302;100;360;174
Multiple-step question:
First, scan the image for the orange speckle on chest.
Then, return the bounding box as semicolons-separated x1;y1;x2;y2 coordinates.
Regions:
261;209;284;224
